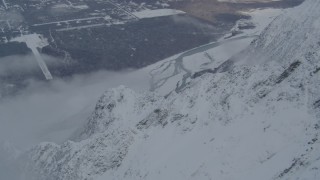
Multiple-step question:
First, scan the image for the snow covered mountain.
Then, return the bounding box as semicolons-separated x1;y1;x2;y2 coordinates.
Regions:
21;0;320;179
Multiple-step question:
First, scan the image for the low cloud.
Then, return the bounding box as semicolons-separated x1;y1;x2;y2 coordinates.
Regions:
0;54;150;179
0;64;150;148
0;56;149;176
0;53;62;77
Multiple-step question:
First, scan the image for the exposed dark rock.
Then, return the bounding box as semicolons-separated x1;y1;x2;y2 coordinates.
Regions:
275;61;301;84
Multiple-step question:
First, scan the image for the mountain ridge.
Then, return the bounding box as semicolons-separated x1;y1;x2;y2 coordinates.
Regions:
21;0;320;179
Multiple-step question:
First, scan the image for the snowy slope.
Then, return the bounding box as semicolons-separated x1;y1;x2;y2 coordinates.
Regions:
147;7;283;95
21;0;320;179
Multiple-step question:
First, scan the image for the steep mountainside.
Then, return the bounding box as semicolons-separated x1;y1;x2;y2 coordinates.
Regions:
22;0;320;179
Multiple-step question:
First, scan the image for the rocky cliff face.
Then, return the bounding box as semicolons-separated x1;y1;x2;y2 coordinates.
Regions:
23;0;320;179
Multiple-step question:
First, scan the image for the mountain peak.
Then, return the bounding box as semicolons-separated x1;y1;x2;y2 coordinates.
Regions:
21;0;320;179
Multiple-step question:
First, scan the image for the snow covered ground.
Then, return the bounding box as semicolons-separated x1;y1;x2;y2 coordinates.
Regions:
144;7;283;95
21;0;320;176
11;34;53;80
2;2;315;180
0;3;282;149
133;9;185;19
40;1;318;179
